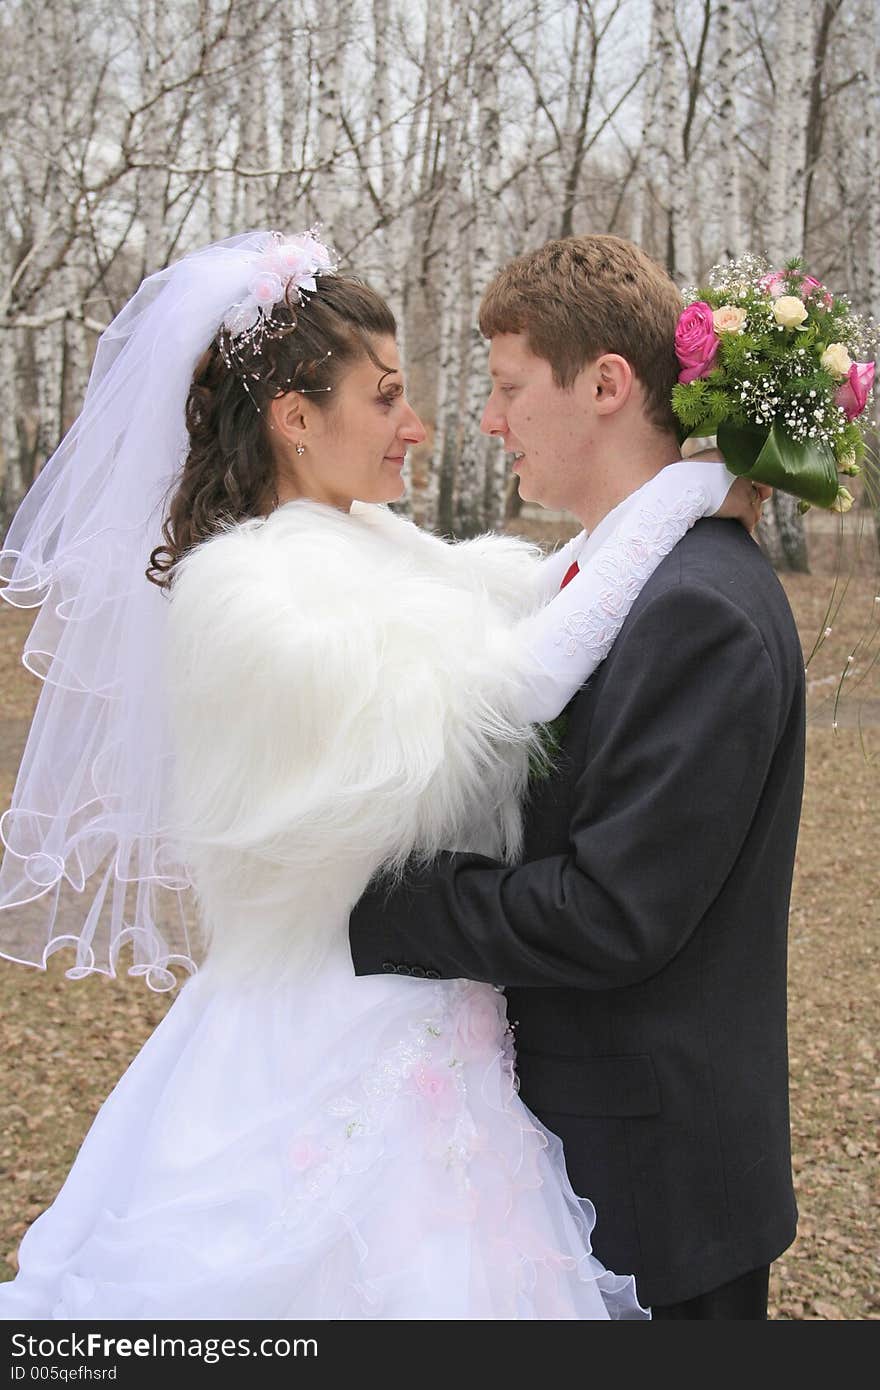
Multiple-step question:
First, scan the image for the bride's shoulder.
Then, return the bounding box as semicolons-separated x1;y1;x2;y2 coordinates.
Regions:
354;503;545;618
170;502;371;597
168;500;543;632
166;502;427;659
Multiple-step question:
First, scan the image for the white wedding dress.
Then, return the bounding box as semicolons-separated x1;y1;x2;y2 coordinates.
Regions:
0;464;730;1321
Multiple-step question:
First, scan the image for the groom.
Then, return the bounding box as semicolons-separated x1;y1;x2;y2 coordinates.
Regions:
349;235;805;1319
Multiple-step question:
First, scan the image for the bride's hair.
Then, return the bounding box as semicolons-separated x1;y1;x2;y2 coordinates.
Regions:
147;275;395;589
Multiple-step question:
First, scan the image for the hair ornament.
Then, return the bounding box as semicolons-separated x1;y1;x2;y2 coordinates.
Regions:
218;228;338;384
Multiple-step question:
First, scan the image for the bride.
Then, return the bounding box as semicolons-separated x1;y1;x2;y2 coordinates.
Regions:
0;230;756;1320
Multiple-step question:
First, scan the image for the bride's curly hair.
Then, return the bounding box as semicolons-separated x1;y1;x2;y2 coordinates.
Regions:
146;275;396;590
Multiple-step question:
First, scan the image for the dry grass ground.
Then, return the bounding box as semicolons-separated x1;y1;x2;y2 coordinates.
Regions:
0;513;877;1318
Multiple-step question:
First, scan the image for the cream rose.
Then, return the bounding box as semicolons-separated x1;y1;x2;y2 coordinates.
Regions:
820;342;852;379
832;487;854;513
772;296;808;329
712;305;747;334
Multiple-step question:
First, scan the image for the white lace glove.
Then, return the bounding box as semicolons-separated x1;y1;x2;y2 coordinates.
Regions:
534;529;588;603
513;461;737;723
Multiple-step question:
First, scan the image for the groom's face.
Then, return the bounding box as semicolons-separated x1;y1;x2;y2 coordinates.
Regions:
481;333;596;515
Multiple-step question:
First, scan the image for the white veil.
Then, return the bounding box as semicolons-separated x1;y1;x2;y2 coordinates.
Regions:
0;229;333;991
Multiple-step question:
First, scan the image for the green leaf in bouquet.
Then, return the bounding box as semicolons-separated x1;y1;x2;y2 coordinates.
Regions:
764;335;791;363
706;388;732;419
717;417;841;508
838;422;865;464
672;380;717;433
716;333;750;372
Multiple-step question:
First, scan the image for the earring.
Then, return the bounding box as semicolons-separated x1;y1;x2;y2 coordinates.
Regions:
295;442;305;456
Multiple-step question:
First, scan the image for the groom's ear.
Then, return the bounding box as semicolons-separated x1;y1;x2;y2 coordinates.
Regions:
590;354;633;417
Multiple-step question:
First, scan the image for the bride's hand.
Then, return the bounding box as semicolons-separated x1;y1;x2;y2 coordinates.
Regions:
715;476;772;534
686;448;771;534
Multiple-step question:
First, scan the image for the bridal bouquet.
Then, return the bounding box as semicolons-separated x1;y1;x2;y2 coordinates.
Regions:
672;255;878;511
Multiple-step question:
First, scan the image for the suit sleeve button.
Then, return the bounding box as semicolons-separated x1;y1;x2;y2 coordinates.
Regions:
410;965;427;978
382;961;396;973
425;969;440;980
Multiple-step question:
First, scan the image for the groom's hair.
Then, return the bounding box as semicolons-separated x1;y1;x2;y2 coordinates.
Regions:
479;234;682;430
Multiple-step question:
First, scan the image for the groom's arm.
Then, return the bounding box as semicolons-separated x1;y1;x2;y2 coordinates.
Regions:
349;581;788;991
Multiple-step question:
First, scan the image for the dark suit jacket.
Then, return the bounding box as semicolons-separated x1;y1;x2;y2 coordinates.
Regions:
349;519;805;1307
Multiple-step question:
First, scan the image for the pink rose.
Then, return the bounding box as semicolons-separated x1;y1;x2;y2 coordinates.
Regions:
249;270;285;306
298;233;334;271
411;1063;459;1119
451;988;506;1061
800;275;833;309
266;243;313;281
223;297;260;336
760;270;833;308
835;360;875;421
759;271;788;299
675;302;720;384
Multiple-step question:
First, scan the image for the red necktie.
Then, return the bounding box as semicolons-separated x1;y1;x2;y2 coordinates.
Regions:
560;560;579;591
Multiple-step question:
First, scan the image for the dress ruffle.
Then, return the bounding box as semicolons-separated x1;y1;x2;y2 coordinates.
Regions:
0;945;647;1320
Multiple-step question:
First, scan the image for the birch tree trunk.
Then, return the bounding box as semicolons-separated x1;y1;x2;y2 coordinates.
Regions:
372;0;394;217
631;3;660;250
756;0;810;572
424;0;470;534
655;0;692;280
395;4;445;520
764;0;796;263
801;1;848;253
236;19;269;228
861;0;880;551
787;0;816;254
456;0;502;537
314;0;343;241
717;0;743;260
276;4;299;231
137;0;169;271
558;0;587;240
774;0;811;573
200;0;222;240
426;206;464;535
370;0;402;341
867;0;880;320
32;323;64;475
0;329;26;533
59;246;92;432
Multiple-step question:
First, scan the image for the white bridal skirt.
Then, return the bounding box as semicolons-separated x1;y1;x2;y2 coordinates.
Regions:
0;940;647;1320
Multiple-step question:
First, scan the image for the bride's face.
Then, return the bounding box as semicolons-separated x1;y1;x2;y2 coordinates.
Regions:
271;336;426;510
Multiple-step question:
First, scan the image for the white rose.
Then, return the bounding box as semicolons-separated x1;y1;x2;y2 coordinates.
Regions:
712;305;747;334
772;296;808;329
820;342;852;379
